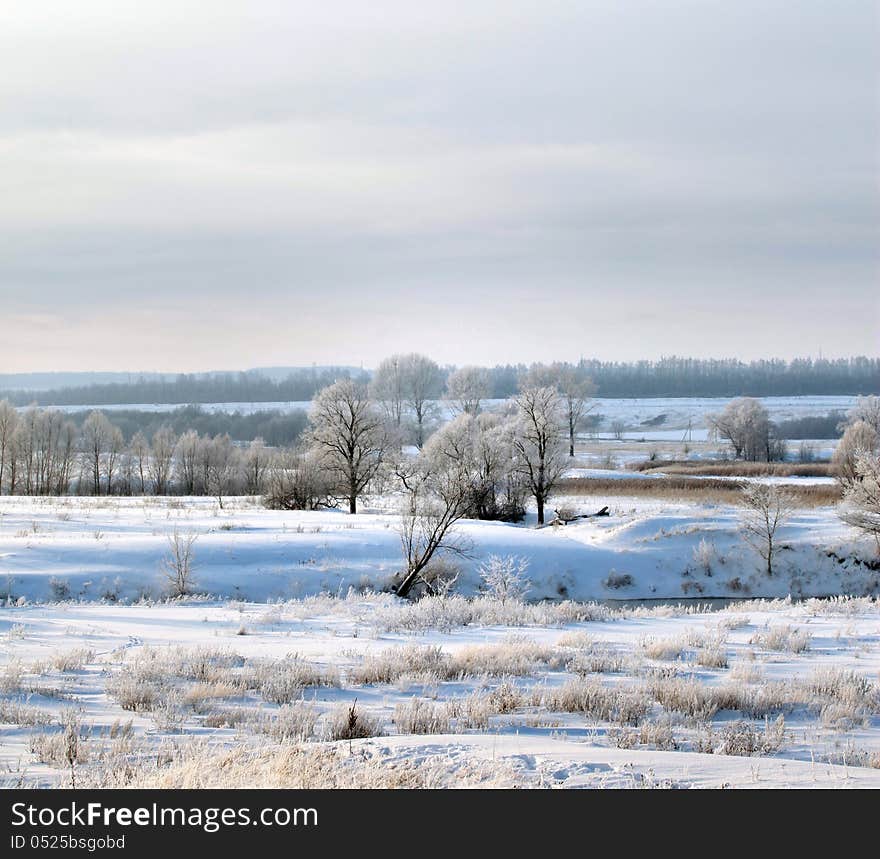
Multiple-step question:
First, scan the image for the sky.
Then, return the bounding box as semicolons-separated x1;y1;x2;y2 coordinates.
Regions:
0;0;878;373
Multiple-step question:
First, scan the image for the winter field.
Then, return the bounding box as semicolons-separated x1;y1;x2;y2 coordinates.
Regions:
48;394;858;435
1;480;879;790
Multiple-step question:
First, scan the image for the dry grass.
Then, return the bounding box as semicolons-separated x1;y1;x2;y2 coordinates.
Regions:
749;625;812;654
394;698;451;735
630;460;833;478
82;741;517;789
558;476;839;507
538;678;651;725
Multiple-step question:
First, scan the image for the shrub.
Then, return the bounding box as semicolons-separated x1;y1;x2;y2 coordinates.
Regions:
326;701;383;741
749;625;811;654
478;555;531;602
394;698;451;735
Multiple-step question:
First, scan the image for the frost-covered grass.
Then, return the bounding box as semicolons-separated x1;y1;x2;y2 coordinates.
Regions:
1;591;879;789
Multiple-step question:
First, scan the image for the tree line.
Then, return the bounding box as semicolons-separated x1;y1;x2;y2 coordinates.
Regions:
3;356;876;407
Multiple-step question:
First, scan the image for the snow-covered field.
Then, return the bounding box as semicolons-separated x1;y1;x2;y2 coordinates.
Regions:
1;594;879;789
1;492;878;789
0;493;874;603
46;394;855;433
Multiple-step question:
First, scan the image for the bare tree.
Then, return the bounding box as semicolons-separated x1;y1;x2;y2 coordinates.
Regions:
833;420;878;487
522;363;596;457
394;441;473;598
264;447;336;510
162;529;198;596
309;379;388;514
104;424;125;495
244;437;269;495
739;483;794;577
511;386;567;526
0;400;17;494
130;431;150;495
175;429;199;494
75;410;123;496
204;434;239;509
402;353;444;448
150;426;177;496
370;355;407;429
839;452;880;554
445;366;491;416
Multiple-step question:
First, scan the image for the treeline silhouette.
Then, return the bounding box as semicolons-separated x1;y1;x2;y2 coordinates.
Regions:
485;357;878;399
3;367;369;407
2;357;876;406
63;405;309;446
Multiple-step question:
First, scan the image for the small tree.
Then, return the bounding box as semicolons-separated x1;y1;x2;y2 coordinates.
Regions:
394;442;473;598
846;395;880;435
264;448;335;510
839;452;880;554
710;398;774;461
162;529;198;596
445;366;491;416
522;363;596;456
151;426;177;496
204;434;239;509
130;431;150;495
309;380;388;514
833;421;878;488
479;554;531;602
739;483;794;577
511;386;567;526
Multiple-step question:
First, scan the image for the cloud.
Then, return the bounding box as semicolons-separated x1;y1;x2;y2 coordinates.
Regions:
0;1;876;371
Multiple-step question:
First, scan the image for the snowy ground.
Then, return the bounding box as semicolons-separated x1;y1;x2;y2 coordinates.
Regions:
1;491;878;789
1;595;878;788
0;493;875;604
45;394;855;435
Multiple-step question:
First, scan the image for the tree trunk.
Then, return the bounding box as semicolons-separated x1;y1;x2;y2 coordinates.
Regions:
349;495;357;515
536;495;545;526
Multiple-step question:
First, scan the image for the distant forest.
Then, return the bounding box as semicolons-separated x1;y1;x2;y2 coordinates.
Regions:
2;357;877;407
61;405;309;447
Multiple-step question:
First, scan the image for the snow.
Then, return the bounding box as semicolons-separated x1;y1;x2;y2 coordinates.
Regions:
2;595;879;789
0;494;875;604
2;483;878;790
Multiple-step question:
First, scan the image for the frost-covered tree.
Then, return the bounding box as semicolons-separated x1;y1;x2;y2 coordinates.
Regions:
839;452;880;554
511;386;567;525
264;447;335;511
370;355;407;429
394;434;473;598
175;429;199;494
0;400;17;494
129;431;150;495
204;434;239;509
445;366;491;417
150;426;177;496
846;396;880;435
309;380;388;514
479;554;531;602
832;420;878;487
522;363;596;457
739;483;794;577
81;411;117;495
244;437;269;495
710;397;778;461
425;412;525;522
402;353;444;448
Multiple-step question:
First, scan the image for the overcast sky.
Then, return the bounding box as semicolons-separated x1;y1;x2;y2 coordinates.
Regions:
1;1;877;373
